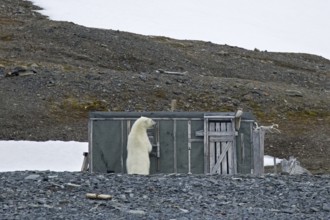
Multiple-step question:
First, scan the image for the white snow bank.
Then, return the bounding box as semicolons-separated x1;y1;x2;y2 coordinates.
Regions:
264;155;282;166
0;141;87;172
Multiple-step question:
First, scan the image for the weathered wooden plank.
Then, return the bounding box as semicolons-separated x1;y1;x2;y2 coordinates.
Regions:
86;193;112;200
195;130;235;137
209;122;215;174
220;122;227;174
215;122;221;174
240;133;245;162
259;129;265;174
232;119;237;174
209;136;236;142
253;129;265;175
227;122;233;174
252;130;259;175
232;138;237;174
207;131;236;136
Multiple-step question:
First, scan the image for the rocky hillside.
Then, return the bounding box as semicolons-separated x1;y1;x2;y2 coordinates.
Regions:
0;0;329;173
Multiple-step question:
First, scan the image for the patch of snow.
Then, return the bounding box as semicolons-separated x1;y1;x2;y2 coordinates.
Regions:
264;155;282;166
0;141;87;172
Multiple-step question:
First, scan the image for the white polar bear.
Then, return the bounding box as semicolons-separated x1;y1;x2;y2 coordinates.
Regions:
126;116;156;175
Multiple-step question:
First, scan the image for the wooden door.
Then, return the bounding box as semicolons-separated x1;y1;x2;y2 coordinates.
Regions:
207;120;236;174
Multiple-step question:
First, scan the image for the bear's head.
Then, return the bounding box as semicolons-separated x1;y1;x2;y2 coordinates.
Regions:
138;116;156;129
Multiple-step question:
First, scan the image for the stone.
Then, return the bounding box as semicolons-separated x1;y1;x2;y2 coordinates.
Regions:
322;203;330;212
310;207;319;212
24;174;41;180
127;210;146;215
285;90;303;97
179;208;189;213
139;74;147;81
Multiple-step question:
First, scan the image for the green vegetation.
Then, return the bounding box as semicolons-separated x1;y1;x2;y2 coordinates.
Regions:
50;96;108;120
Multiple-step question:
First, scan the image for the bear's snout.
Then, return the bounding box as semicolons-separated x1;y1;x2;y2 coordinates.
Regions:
151;119;156;126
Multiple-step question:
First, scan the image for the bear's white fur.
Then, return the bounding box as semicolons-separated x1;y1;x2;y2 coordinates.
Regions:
126;116;156;175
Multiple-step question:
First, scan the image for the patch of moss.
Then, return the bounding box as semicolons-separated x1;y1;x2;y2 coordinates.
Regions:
51;97;108;120
286;109;330;121
0;34;14;41
61;98;108;112
246;100;277;122
0;18;23;25
154;89;167;99
62;64;76;72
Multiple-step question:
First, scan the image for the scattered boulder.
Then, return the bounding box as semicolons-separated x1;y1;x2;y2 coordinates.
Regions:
24;174;41;180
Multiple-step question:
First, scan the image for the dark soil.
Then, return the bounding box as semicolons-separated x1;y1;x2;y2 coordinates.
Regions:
0;0;329;174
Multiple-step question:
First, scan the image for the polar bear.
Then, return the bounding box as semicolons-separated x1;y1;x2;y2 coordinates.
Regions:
126;116;156;175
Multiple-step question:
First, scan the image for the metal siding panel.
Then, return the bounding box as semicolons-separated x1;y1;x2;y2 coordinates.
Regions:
91;120;123;173
88;119;93;172
191;142;204;174
173;120;177;173
149;123;159;174
122;120;130;173
187;120;192;174
190;120;204;174
176;120;189;173
236;121;253;174
204;118;209;173
159;120;175;173
120;120;124;173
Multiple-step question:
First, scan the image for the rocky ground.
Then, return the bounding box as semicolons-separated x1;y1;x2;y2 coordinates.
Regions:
0;171;330;219
0;0;329;174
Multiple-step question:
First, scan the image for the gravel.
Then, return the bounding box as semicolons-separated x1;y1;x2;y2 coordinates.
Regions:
1;171;329;219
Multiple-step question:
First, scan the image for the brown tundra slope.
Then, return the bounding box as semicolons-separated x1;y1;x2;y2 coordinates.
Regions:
0;0;329;173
